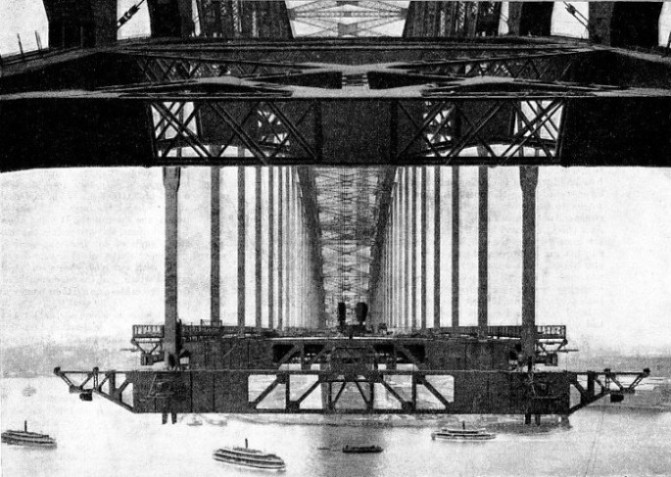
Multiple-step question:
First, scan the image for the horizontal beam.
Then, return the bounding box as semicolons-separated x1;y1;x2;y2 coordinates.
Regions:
132;324;567;340
53;367;649;416
4;95;671;172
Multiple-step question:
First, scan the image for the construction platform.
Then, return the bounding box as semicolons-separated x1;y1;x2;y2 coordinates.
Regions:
55;325;649;420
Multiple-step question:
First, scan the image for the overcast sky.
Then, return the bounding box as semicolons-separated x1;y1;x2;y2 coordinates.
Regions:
2;2;671;355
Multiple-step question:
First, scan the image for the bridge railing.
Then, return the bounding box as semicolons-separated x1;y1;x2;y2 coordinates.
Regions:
132;324;278;340
133;324;566;340
387;325;566;340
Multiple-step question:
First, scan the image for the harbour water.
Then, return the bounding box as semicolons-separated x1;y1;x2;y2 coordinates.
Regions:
2;377;670;477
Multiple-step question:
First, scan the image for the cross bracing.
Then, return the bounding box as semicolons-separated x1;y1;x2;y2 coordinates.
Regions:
312;167;386;320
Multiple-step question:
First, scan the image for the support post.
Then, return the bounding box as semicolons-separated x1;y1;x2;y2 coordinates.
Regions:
420;167;427;330
210;167;221;326
478;166;488;339
521;166;539;363
434;167;441;329
451;166;459;328
163;167;180;367
238;166;246;336
287;169;293;328
268;168;275;329
411;167;417;330
255;167;262;331
403;168;410;329
278;168;285;330
391;182;402;328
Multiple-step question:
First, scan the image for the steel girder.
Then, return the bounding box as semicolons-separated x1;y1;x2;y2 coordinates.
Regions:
4;93;671;171
3;39;671;171
135;55;310;83
54;366;651;416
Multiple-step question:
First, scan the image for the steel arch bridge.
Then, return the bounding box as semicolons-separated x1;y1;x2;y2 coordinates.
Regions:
1;1;661;422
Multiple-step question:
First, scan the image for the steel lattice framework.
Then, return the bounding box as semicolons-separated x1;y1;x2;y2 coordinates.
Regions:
287;0;408;37
1;2;660;421
194;0;293;38
4;40;671;318
116;42;592;318
404;1;501;37
313;168;384;320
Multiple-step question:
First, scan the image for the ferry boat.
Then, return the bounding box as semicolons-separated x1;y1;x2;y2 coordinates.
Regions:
431;424;496;442
342;445;383;454
213;440;286;472
1;422;56;448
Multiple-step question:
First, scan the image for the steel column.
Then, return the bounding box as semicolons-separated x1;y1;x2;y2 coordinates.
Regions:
451;166;459;328
300;188;304;328
299;190;305;327
434;167;441;328
287;169;293;328
238;166;246;336
163;167;180;367
210;167;221;326
411;167;418;330
294;170;300;327
255;166;262;331
278;168;285;330
397;175;402;329
521;166;539;363
420;167;427;330
391;183;397;328
403;168;410;330
296;171;302;327
478;166;488;339
268;168;275;329
393;181;399;328
382;231;387;327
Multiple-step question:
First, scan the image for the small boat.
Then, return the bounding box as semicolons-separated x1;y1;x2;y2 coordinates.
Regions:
203;416;227;427
186;415;203;426
22;386;37;397
431;423;496;441
213;439;286;472
342;445;383;454
1;422;56;448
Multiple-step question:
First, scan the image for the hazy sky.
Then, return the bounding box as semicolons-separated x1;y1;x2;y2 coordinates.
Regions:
2;2;671;355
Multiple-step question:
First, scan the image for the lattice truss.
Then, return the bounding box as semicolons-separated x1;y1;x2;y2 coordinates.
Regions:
312;168;386;320
136;55;307;83
149;100;320;162
450;1;499;37
194;0;242;38
119;45;600;320
129;48;589;163
396;98;565;161
393;50;579;82
405;1;500;37
287;1;408;37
